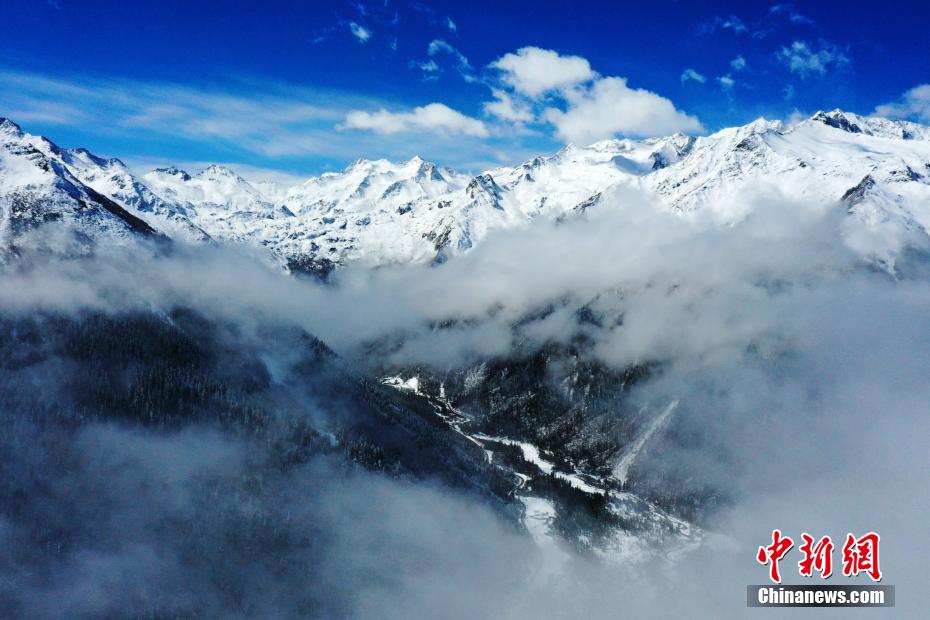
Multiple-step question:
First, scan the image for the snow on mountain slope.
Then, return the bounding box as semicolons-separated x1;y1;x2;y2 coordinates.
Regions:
142;164;289;252
645;110;930;270
809;109;930;140
130;156;475;270
4;109;930;273
0;118;159;260
130;136;697;269
488;133;695;214
144;164;271;210
62;151;211;243
269;155;473;266
149;109;930;274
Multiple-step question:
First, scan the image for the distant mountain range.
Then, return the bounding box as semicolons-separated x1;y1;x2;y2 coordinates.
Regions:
3;109;930;274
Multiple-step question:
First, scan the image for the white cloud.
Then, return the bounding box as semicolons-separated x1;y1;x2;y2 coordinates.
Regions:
341;103;488;137
777;40;848;77
427;39;456;56
446;17;457;32
0;70;363;157
543;77;704;144
309;26;336;45
349;22;371;43
482;88;533;123
489;47;595;98
770;3;815;26
874;84;930;123
411;59;440;81
483;47;703;144
0;69;512;169
425;39;476;82
681;68;706;84
730;55;746;71
718;75;736;90
700;15;747;35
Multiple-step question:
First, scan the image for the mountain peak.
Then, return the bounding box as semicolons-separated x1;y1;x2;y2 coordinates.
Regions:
155;166;192;181
198;164;243;180
408;156;446;181
67;147;126;169
806;109;930;140
0;117;24;138
811;109;864;133
466;173;502;201
345;158;392;174
742;117;784;134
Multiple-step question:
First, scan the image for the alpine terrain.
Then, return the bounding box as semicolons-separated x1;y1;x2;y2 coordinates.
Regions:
2;109;929;617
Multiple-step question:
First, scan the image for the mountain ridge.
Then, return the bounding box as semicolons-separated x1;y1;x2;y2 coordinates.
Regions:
3;110;930;273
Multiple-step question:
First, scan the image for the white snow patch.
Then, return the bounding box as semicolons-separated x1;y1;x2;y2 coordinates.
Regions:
474;434;606;495
380;375;420;393
613;399;678;486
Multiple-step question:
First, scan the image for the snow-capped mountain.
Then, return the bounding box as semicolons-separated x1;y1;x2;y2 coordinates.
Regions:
4;109;930;273
62;150;211;243
646;111;930;270
0;118;158;260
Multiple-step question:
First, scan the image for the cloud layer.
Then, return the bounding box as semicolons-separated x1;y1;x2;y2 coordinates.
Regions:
3;177;929;616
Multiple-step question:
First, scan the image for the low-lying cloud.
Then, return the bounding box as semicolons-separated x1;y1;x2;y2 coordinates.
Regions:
2;181;929;616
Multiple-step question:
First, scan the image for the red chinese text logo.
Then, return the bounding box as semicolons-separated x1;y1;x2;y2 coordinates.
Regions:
798;533;834;579
756;529;794;583
842;532;882;581
757;530;882;583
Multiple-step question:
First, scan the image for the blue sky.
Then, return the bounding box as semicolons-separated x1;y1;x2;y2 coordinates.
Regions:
2;0;929;181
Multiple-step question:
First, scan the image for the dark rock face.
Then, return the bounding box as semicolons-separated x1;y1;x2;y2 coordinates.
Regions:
573;192;601;214
466;174;503;201
155;166;192;181
841;174;876;206
81;185;160;236
813;110;863;134
735;134;762;152
651;135;696;170
286;254;337;281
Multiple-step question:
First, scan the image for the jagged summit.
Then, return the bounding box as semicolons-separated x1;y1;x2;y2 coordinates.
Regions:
0;119;160;257
806;108;930;141
811;109;865;133
65;146;125;169
198;164;248;180
0;117;23;136
155;166;192;180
